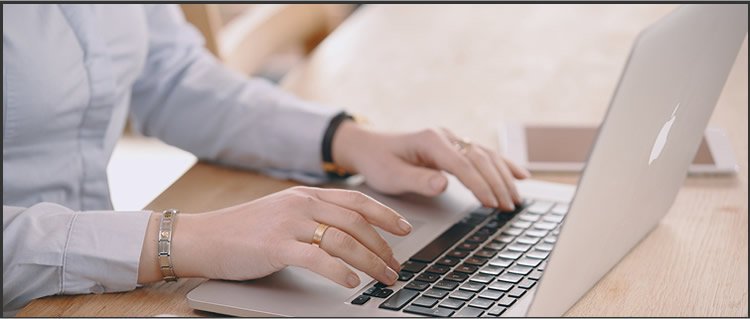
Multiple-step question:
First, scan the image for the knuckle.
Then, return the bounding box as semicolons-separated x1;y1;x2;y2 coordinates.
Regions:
346;190;369;206
345;210;367;227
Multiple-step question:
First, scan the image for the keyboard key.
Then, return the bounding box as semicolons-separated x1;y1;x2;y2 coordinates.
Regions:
450;290;475;300
447;249;470;258
508;265;533;276
534;222;557;230
497;273;523;284
445;272;469;282
487;305;507;316
527;201;554;214
474;249;497;258
538;260;548;271
427;265;451;275
528;270;543;280
507;243;531;253
469;274;495;284
502;228;523;237
516;236;540;245
475;227;495;237
403;305;454;317
410;223;474;263
436;257;461;267
465;257;488;266
398;271;414;281
497;296;516;307
543;214;564;223
434;280;459;291
439;298;465;309
416;272;440;283
404;280;430;291
455;264;479;274
461;216;486;226
511;221;532;229
488;281;514;292
508;287;526;298
495;212;515;222
479;265;504;276
378;289;419;310
460;281;485;292
402;260;428;273
455;306;485;317
373;288;394;298
550;204;569;215
363;286;379;296
457;242;479;251
540;241;555;251
527;250;550;259
518;278;537;289
485;221;500;230
493;235;515;244
478;289;504;300
517;257;542;267
423;288;450;298
488;257;513;267
525;229;549;238
544;236;557;244
519;213;540;222
467;234;488;243
483;242;506;251
374;282;388;288
468;298;494;309
497;250;523;260
351;295;370;305
412;296;439;308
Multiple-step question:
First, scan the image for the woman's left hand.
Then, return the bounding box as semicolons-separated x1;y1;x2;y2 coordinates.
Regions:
331;121;530;211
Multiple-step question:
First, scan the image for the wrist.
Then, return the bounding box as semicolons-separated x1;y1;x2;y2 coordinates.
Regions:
331;120;370;175
169;213;204;278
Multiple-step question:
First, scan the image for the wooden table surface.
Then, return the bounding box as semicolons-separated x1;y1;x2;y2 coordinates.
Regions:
18;4;748;317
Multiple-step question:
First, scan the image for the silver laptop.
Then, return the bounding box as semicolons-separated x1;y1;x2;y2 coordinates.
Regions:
187;4;747;317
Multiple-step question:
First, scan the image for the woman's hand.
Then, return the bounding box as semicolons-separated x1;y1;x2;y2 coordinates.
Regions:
332;121;530;211
162;187;412;288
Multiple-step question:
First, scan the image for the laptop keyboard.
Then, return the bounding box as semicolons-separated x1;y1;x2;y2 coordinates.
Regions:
349;200;568;317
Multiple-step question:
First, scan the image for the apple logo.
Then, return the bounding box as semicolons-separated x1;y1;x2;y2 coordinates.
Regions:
649;102;680;165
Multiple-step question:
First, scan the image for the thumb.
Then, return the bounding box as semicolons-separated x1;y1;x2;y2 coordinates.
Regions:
391;163;448;197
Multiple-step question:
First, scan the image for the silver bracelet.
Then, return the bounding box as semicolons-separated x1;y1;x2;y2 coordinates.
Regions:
158;209;179;282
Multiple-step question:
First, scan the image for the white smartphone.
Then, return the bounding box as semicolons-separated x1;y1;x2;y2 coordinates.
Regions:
499;123;739;175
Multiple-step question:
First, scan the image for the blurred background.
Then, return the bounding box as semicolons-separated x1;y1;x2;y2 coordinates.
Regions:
109;4;359;210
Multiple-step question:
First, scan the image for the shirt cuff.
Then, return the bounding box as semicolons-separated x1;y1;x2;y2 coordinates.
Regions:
62;209;152;295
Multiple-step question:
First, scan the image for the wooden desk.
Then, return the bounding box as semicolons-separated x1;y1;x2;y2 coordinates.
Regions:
18;4;747;317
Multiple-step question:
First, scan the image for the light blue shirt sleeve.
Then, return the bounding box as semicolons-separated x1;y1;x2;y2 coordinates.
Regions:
130;4;340;184
3;204;151;317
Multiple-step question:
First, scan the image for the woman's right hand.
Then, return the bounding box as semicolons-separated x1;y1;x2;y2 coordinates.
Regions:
169;186;412;288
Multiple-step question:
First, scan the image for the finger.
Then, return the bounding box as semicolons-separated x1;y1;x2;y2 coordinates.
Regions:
318;226;399;285
309;200;401;271
280;241;361;288
479;146;523;205
464;147;515;211
412;130;498;208
503;156;531;179
304;188;413;236
381;159;448;196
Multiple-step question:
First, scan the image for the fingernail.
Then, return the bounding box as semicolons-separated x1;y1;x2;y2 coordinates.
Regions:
389;256;401;272
430;174;447;192
505;195;515;210
490;197;499;208
522;168;531;178
347;273;360;288
398;218;413;233
385;267;399;284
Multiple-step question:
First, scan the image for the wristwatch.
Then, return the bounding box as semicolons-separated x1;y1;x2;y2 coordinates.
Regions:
321;111;367;179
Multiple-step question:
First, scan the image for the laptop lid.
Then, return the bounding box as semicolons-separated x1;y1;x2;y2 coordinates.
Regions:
526;4;748;316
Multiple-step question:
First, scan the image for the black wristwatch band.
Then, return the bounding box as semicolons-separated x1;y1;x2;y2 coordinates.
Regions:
322;111;354;178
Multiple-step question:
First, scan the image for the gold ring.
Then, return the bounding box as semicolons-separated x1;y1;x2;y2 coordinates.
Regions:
454;138;473;154
311;224;330;247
